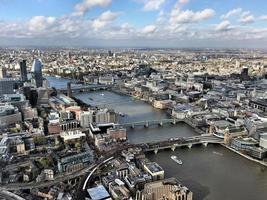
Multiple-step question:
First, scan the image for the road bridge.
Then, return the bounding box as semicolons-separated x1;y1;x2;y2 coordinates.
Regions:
142;135;224;154
58;84;112;94
122;118;182;128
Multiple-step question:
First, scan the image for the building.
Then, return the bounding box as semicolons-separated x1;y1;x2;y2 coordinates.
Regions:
32;58;43;88
67;82;72;97
87;185;111;200
142;178;193;200
107;126;127;141
109;180;130;200
0;78;15;95
20;60;28;82
0;66;7;79
60;129;86;143
143;162;164;181
249;99;267;113
260;133;267;149
0;103;22;128
37;87;50;106
57;152;92;173
16;139;26;154
153;100;175;110
241;67;249;81
80;108;117;127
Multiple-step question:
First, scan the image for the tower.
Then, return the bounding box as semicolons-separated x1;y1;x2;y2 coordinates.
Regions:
32;58;43;88
0;66;7;79
67;82;72;98
20;60;28;82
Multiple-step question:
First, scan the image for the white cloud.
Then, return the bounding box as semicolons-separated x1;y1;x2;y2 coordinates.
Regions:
28;16;56;32
92;11;120;30
73;0;111;16
239;12;254;24
215;20;233;31
259;15;267;21
170;9;215;24
142;25;157;34
140;0;165;11
221;8;242;19
178;0;189;4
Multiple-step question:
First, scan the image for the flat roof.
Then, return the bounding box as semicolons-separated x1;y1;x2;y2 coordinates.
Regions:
87;185;110;200
145;162;163;173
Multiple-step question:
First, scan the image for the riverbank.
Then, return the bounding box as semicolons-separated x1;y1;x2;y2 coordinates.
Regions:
222;144;267;167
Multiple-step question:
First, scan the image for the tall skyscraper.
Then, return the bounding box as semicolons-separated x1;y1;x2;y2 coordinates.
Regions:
20;60;28;82
31;58;43;88
0;66;7;79
67;82;72;98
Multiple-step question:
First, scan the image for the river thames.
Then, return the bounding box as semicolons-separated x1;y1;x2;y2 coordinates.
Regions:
47;76;267;200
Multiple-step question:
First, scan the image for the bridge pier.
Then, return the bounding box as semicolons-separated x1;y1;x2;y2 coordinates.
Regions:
187;143;192;149
203;142;208;147
154;149;158;154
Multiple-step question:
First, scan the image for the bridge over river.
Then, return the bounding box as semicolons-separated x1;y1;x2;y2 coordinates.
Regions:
58;84;112;94
142;135;224;154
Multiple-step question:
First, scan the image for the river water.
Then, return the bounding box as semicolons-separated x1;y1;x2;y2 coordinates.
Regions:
47;76;267;200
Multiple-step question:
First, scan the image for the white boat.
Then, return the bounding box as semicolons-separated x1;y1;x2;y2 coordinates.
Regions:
171;155;183;165
213;151;223;156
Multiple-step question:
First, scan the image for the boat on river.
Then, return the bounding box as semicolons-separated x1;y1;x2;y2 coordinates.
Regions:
171;155;183;165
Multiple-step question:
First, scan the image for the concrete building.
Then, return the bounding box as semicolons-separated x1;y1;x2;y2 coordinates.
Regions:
142;178;193;200
80;108;117;127
107;126;127;141
249;99;267;113
0;103;22;128
57;152;92;173
0;78;15;95
60;129;86;143
16;139;26;154
153;100;175;110
260;133;267;149
143;162;164;181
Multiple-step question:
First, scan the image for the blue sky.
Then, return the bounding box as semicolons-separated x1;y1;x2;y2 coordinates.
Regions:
0;0;267;47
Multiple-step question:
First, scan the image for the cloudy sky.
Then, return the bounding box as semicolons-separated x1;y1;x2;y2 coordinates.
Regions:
0;0;267;48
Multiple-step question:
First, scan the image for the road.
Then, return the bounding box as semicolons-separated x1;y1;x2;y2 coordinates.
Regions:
0;190;25;200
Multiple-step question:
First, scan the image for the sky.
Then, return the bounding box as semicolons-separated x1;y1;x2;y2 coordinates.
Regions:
0;0;267;48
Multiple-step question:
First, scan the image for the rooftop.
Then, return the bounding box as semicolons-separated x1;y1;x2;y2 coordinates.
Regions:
87;185;110;200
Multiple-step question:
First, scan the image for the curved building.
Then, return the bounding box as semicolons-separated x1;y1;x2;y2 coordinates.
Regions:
32;58;43;88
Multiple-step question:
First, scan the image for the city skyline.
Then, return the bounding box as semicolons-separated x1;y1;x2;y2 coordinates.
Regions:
0;0;267;48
